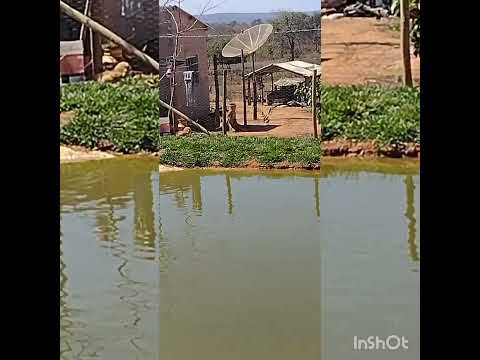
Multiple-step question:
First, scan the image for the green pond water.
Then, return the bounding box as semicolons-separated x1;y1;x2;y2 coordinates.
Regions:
320;162;420;360
60;158;419;360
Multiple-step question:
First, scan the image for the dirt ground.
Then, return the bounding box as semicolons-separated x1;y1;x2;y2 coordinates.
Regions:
159;164;184;172
60;145;115;162
226;101;315;138
60;112;115;162
321;17;420;85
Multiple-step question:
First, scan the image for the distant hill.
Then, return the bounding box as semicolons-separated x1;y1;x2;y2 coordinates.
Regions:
197;11;320;25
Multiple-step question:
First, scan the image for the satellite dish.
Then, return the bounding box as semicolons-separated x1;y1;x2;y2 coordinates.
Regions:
222;24;273;58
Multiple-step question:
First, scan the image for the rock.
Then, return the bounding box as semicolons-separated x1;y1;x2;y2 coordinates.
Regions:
96;140;114;151
273;162;292;169
363;149;376;156
405;145;418;157
379;146;403;158
348;145;362;154
322;0;348;9
339;144;350;155
323;144;343;156
325;13;345;20
344;2;389;18
320;8;337;16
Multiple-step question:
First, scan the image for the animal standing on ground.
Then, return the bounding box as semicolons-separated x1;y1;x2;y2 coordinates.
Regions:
227;103;245;132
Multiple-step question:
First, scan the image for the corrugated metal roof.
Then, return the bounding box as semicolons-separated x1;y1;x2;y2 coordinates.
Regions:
246;61;321;78
274;78;305;87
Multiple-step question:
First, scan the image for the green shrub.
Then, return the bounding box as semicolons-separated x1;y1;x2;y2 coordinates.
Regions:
320;85;420;146
160;135;321;168
60;76;162;153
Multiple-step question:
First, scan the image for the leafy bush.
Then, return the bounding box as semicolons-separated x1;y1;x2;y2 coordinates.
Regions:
320;85;420;146
160;135;321;168
60;76;162;153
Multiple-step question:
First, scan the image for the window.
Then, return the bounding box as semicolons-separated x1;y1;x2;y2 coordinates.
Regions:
185;55;198;72
185;55;199;84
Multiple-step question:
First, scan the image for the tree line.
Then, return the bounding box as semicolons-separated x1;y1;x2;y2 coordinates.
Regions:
207;12;321;62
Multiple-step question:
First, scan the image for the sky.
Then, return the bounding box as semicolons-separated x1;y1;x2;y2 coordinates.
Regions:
176;0;321;14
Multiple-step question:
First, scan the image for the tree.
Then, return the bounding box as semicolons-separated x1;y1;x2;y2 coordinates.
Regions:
207;37;228;60
391;0;420;57
308;13;321;52
400;0;413;86
271;12;311;61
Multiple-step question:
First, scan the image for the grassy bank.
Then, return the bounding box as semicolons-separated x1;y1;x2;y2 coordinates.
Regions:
320;85;420;147
160;135;321;169
60;76;161;153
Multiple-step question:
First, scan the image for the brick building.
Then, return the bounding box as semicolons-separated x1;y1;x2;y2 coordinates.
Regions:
60;0;159;75
159;6;211;124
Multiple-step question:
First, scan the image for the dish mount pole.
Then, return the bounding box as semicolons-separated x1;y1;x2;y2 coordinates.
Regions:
241;49;247;126
252;52;258;120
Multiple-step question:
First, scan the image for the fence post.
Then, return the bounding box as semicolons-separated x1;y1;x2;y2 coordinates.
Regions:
223;69;228;135
241;49;247;126
400;0;413;86
312;70;318;139
252;53;258;120
213;54;220;128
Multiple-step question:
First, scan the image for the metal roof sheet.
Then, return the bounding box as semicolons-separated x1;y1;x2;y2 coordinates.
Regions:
246;60;321;78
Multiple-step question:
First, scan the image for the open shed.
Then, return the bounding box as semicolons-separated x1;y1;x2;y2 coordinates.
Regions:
245;61;321;105
246;61;321;79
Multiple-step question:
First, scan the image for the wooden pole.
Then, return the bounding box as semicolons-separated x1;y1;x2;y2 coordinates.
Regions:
400;0;413;87
271;73;274;92
159;98;210;134
241;49;247;126
312;70;319;138
60;1;159;72
170;70;177;134
252;53;258;120
222;69;228;135
226;174;233;215
405;175;419;262
213;54;220;129
260;77;264;105
247;77;252;105
60;1;211;135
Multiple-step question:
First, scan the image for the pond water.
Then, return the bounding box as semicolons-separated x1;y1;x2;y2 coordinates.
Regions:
60;158;160;360
60;159;419;360
159;170;322;360
320;162;420;360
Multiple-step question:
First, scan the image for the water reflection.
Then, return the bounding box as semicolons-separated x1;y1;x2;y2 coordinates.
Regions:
226;174;233;215
60;234;73;359
159;170;322;360
60;159;159;360
159;170;322;219
320;166;420;360
405;175;419;262
61;159;158;259
314;178;320;218
61;161;420;360
133;172;157;257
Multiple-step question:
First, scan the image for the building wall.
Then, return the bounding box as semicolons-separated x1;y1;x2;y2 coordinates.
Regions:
60;0;159;64
159;7;211;122
60;0;88;41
